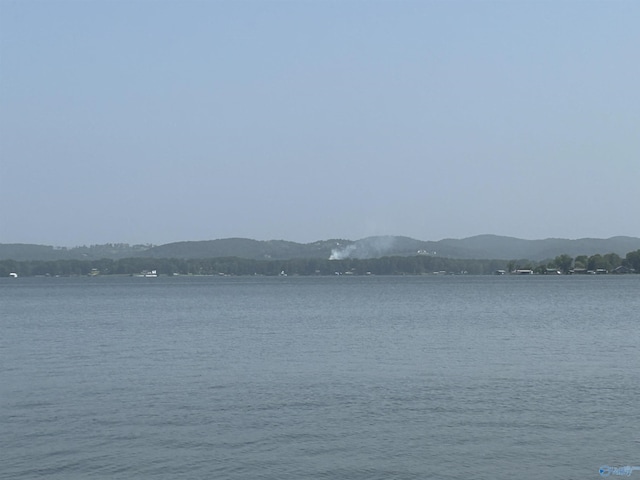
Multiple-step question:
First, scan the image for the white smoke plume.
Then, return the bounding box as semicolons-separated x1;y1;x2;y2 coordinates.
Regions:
329;236;398;260
329;244;356;260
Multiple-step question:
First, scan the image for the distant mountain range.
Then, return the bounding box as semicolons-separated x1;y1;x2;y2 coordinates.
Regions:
2;235;640;262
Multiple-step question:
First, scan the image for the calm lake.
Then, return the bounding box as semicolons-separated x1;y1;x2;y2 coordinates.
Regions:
1;275;639;479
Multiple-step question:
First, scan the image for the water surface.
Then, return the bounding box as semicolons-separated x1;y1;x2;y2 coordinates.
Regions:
2;275;639;479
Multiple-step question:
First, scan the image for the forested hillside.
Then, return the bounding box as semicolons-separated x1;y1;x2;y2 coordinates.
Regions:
2;235;639;262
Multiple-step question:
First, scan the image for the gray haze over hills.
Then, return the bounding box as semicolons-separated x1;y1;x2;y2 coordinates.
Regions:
2;235;639;263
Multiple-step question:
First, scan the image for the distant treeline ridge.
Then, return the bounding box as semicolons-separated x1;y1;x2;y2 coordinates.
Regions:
2;250;639;277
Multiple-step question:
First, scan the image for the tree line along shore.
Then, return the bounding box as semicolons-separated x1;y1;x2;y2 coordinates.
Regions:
2;250;639;277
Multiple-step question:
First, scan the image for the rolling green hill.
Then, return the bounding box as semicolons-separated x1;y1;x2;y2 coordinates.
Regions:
2;235;639;262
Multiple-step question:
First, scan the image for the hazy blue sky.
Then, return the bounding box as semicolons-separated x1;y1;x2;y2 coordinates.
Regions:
1;1;638;246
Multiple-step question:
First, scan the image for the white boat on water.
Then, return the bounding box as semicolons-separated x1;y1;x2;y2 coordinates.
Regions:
136;270;158;278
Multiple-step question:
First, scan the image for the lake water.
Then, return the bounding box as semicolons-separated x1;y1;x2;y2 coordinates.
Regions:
1;275;639;479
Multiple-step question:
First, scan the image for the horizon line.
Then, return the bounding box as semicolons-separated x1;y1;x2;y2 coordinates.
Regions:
2;233;639;249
